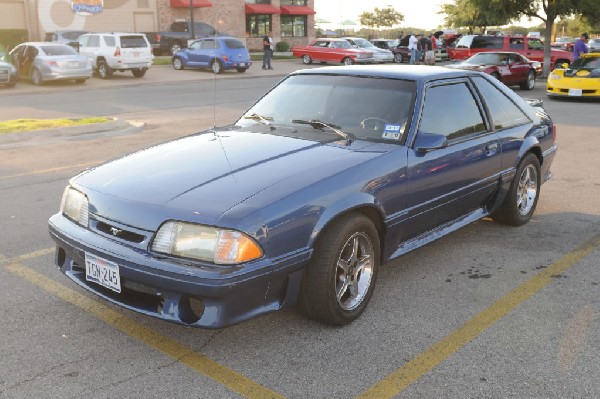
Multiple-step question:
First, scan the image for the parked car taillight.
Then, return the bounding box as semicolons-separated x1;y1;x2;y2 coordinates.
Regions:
45;60;58;67
114;47;121;56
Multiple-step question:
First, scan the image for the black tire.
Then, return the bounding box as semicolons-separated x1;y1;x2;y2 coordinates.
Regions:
342;57;354;66
210;59;222;74
132;69;146;78
97;60;112;79
31;68;43;85
393;53;403;63
172;56;184;70
236;67;247;73
169;42;182;56
520;70;536;90
298;213;380;325
492;153;541;226
302;54;312;64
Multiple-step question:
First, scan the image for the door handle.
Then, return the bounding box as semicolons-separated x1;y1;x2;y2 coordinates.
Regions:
486;143;498;156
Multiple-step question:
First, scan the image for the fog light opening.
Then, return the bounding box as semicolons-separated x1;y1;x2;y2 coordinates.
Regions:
178;295;204;324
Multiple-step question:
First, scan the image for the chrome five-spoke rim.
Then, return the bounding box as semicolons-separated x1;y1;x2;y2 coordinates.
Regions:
335;232;374;311
517;164;538;216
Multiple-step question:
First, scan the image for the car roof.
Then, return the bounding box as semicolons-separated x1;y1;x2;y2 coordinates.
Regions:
292;65;478;82
17;42;72;47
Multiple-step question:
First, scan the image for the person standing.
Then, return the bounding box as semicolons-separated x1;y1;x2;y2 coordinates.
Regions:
573;32;589;61
262;31;274;70
408;33;418;64
423;35;434;65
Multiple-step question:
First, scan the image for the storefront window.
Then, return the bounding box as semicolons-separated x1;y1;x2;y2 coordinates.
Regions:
280;0;307;5
246;15;272;37
281;16;307;37
245;0;272;4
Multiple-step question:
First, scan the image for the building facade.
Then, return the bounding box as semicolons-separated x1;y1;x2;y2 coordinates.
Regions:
0;0;316;50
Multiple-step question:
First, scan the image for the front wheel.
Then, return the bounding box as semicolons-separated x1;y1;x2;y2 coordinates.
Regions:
342;57;354;66
520;70;536;90
302;54;312;64
132;69;146;78
172;57;184;70
31;68;43;85
492;153;541;226
393;53;403;63
298;213;380;325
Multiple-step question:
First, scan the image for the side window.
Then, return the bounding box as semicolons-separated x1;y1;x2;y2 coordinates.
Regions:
88;35;100;47
201;39;216;49
103;36;116;47
472;76;530;130
419;83;486;141
78;35;89;47
509;38;524;50
528;38;543;50
189;41;201;50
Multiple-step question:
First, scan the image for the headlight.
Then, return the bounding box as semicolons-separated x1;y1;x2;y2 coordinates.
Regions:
60;186;89;227
152;221;263;265
548;73;561;80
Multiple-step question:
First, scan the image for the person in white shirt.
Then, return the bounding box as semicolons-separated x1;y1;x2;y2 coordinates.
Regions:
408;33;418;64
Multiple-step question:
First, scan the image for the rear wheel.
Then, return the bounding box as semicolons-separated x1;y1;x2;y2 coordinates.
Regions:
169;42;182;56
31;68;43;85
97;60;112;79
492;153;541;226
132;69;146;78
298;213;380;325
302;54;312;64
520;70;536;90
394;53;403;63
210;59;223;74
342;57;354;65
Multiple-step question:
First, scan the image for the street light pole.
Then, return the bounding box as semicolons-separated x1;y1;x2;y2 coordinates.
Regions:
189;0;195;40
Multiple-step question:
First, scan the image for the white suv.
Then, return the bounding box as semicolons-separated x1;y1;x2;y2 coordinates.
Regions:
77;33;153;79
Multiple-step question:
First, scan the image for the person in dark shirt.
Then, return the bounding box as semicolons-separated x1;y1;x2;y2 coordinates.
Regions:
573;32;589;61
262;31;273;70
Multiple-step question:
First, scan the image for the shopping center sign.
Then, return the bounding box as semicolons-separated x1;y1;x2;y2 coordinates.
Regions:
72;0;103;15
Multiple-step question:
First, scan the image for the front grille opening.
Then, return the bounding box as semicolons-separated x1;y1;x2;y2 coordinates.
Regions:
178;295;205;324
92;282;164;314
72;260;85;273
96;221;146;243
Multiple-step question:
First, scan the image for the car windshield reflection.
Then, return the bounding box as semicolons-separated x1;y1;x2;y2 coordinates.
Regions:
236;74;416;143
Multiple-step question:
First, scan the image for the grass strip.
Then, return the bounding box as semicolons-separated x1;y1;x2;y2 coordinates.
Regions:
0;117;111;134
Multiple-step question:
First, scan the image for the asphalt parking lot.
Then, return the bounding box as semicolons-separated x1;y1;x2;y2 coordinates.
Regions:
1;60;599;398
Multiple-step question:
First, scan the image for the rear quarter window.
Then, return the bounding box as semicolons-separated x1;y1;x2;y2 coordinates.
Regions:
120;36;148;48
103;36;116;47
224;39;245;49
471;76;530;130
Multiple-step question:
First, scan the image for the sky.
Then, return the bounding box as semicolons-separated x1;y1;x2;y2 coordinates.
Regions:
313;0;447;31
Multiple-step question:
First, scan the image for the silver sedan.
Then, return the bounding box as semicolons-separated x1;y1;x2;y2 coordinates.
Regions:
9;42;92;85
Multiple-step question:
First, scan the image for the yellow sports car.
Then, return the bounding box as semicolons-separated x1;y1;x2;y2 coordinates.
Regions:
547;53;600;98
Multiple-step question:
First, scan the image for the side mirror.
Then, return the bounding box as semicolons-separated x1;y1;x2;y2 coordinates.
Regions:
414;132;448;154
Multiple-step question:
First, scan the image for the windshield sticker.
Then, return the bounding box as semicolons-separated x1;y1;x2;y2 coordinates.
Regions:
382;124;402;140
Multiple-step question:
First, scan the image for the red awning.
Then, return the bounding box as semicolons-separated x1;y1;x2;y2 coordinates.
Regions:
244;4;281;14
170;0;212;8
279;5;316;15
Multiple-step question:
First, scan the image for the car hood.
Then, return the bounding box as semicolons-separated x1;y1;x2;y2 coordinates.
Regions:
74;128;381;229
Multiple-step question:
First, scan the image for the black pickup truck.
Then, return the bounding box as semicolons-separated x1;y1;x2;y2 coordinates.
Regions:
144;20;218;56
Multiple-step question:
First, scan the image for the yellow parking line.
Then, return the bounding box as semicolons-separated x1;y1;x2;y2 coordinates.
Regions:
4;260;286;399
0;247;54;266
0;162;99;180
357;233;600;399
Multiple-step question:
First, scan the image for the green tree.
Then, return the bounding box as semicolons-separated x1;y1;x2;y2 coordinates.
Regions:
359;7;404;30
440;0;512;33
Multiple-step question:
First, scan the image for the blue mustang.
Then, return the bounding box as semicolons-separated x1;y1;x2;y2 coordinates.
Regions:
49;65;556;328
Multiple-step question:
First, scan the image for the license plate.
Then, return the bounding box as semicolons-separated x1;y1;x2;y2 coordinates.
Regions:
85;253;122;293
133;52;140;57
568;88;582;96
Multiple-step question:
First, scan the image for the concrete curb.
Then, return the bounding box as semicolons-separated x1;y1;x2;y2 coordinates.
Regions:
0;118;145;149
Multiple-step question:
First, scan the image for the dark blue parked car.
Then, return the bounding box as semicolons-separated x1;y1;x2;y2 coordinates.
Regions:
171;36;252;74
48;65;557;328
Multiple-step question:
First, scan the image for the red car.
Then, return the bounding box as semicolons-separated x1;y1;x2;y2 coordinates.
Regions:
445;52;542;90
551;37;576;52
448;35;573;69
292;38;375;65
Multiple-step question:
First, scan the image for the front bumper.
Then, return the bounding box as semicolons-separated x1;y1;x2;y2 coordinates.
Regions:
546;78;600;98
48;214;310;328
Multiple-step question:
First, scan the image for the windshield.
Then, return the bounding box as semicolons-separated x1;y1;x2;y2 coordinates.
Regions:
467;53;507;65
236;74;416;142
571;56;600;69
353;39;376;49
